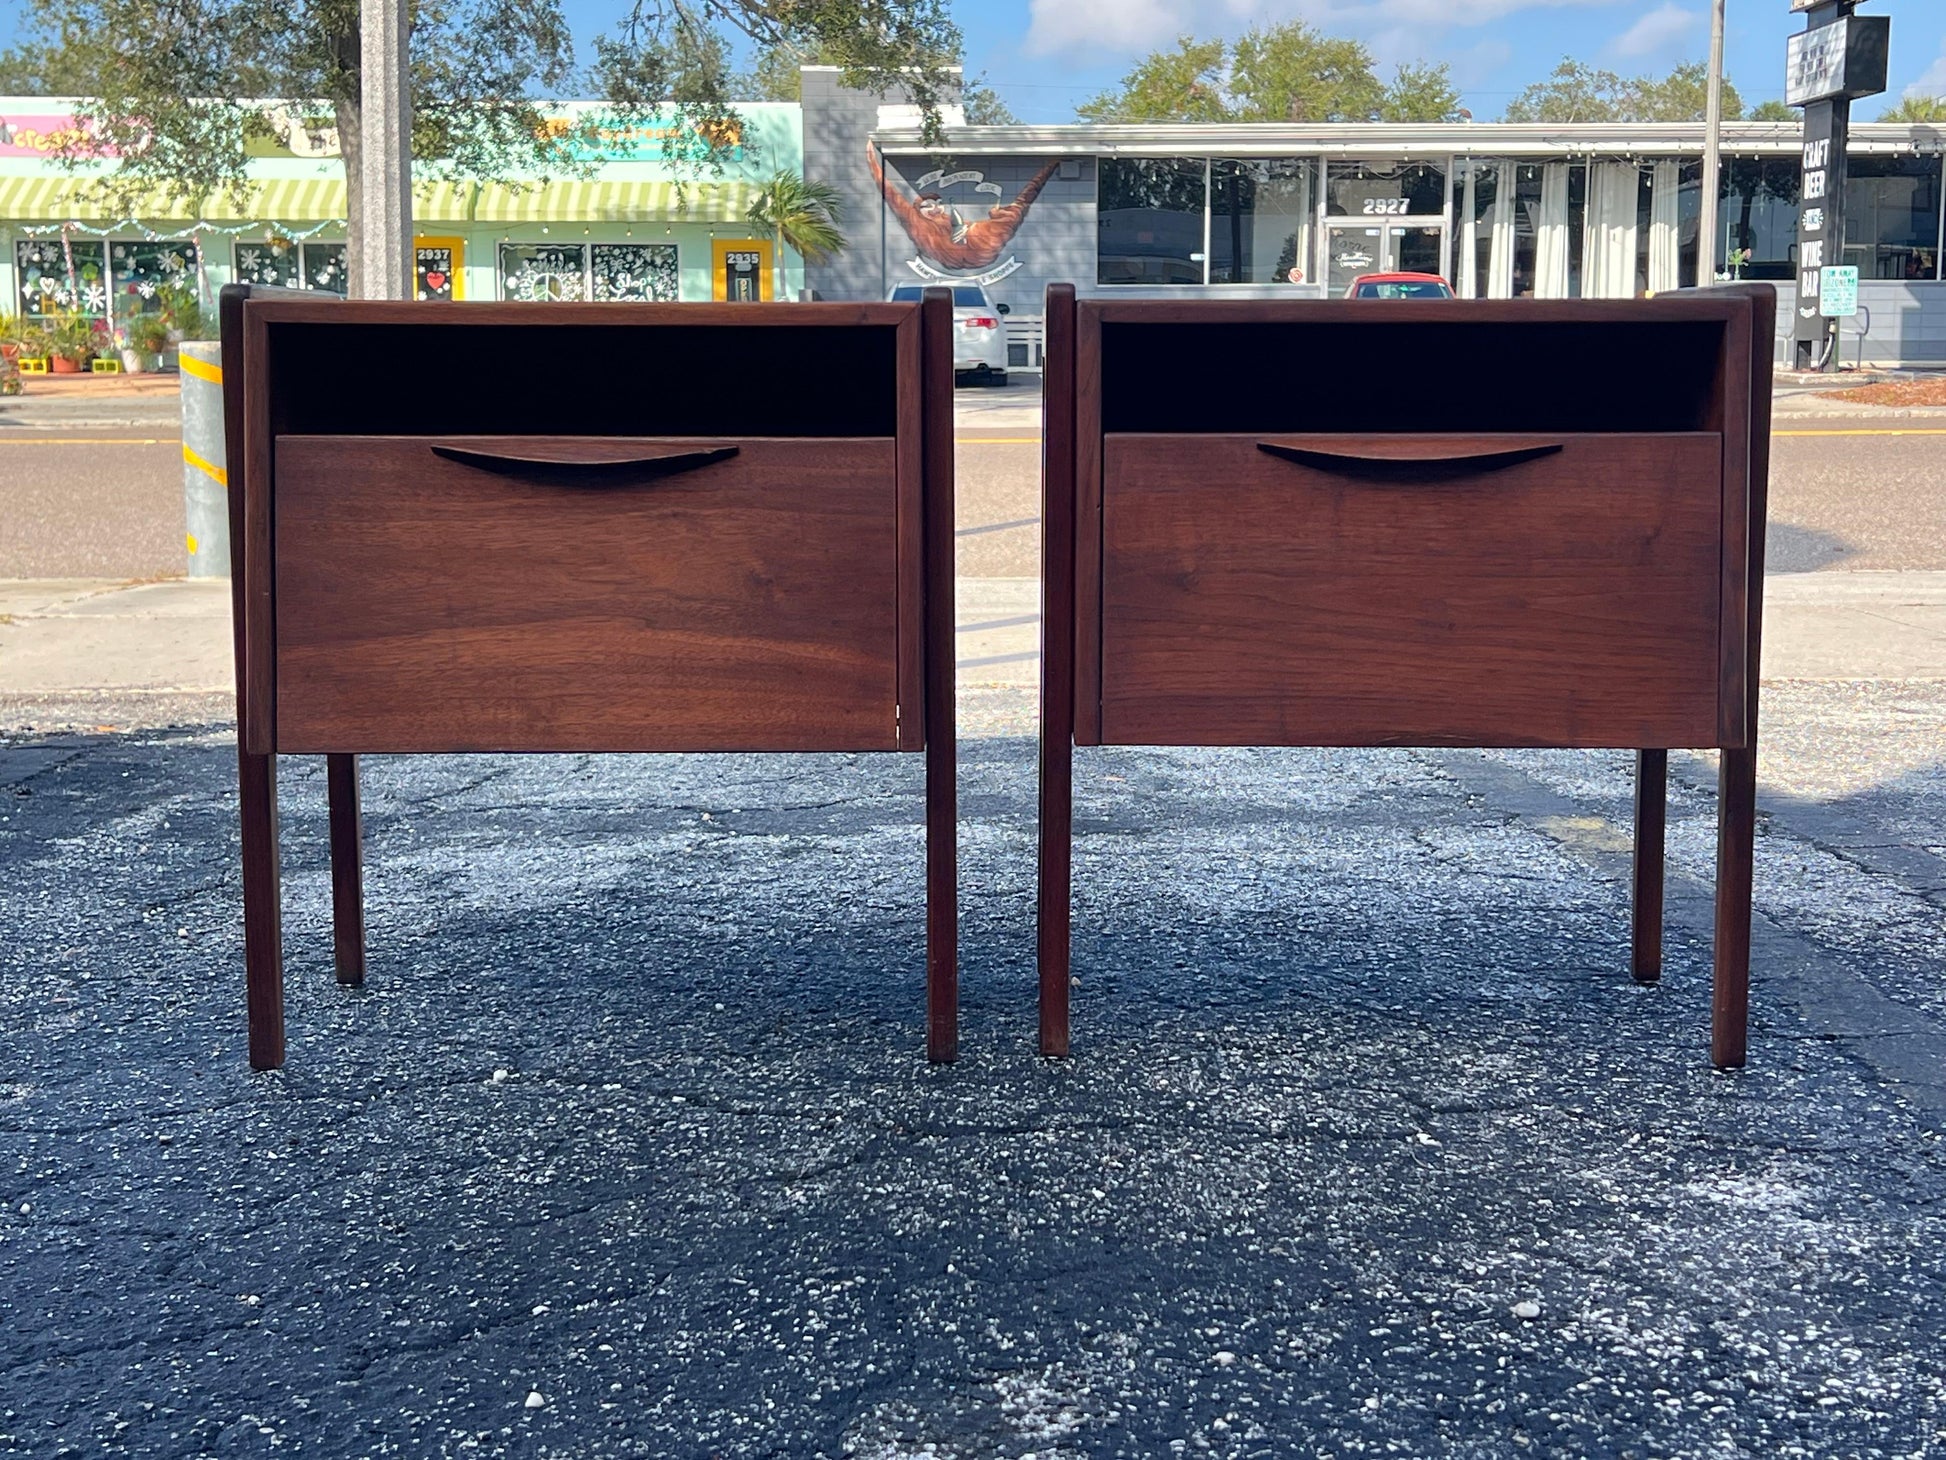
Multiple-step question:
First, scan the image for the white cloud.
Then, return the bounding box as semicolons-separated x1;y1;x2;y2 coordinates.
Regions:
1609;3;1699;61
1024;0;1624;63
1906;36;1946;100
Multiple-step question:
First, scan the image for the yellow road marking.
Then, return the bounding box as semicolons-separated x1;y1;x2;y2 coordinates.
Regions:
182;443;228;486
0;436;175;445
1775;427;1946;437
177;353;223;384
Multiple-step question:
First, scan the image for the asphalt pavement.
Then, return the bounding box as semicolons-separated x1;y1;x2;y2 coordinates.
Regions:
4;373;1946;1458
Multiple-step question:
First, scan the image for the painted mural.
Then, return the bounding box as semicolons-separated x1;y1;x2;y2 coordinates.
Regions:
869;144;1057;286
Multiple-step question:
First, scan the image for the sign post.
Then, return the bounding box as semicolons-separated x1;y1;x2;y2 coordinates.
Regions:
1786;1;1889;370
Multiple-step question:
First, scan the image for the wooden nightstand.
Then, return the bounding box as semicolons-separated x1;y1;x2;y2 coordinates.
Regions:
220;286;959;1068
1036;284;1775;1068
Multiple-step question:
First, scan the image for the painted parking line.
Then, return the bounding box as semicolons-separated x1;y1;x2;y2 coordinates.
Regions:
0;436;177;445
1774;428;1946;437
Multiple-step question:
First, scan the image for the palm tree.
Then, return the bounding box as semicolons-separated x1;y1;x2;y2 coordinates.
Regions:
1881;94;1946;123
746;169;846;300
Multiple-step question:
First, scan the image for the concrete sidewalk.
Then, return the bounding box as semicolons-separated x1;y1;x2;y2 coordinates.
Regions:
6;570;1944;735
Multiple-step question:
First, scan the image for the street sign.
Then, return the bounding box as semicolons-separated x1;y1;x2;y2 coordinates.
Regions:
1785;15;1891;106
1819;265;1859;317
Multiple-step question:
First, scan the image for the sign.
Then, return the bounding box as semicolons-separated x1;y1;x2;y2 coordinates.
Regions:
1819;265;1859;317
1785;14;1891;106
1793;97;1847;357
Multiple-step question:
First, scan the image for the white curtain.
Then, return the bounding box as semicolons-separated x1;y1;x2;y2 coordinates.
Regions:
1535;163;1571;298
1584;163;1642;298
1488;164;1516;298
1459;166;1478;298
1649;160;1682;292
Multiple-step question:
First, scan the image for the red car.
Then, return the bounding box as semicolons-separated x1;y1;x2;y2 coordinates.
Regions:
1343;272;1455;299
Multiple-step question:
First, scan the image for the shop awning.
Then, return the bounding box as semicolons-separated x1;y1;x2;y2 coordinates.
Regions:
467;180;758;223
0;173;757;225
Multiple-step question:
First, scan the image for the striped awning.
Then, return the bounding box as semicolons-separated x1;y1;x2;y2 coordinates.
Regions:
469;180;758;223
0;174;756;225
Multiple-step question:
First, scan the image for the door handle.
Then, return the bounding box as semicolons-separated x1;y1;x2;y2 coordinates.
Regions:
1256;440;1564;479
429;441;740;483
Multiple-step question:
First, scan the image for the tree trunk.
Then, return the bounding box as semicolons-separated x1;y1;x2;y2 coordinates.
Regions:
337;97;366;297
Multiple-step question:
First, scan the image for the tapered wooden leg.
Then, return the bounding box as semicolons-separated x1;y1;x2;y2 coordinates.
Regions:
1712;745;1757;1069
1037;729;1073;1058
920;286;958;1064
326;752;366;987
1632;749;1667;985
925;725;957;1064
239;747;285;1070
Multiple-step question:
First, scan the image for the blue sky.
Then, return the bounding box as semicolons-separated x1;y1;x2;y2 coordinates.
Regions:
6;1;1944;122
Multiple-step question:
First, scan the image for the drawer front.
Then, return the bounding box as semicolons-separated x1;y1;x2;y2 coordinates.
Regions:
273;436;900;752
1099;432;1726;748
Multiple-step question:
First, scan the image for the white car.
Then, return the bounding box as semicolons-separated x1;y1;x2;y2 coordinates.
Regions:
888;283;1009;384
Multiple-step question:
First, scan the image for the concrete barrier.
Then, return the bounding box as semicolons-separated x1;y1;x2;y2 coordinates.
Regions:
179;341;228;578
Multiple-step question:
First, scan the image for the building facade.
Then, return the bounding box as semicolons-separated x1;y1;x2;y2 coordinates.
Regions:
0;101;806;325
5;78;1944;365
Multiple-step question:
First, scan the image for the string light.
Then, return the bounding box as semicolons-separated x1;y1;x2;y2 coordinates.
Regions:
19;217;345;241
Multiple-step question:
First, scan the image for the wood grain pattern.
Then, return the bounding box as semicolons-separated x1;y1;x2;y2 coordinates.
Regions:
272;435;900;753
1713;283;1776;1070
1098;432;1726;748
920;290;958;1063
241;305;278;755
895;310;926;751
1038;284;1078;1058
1715;302;1755;748
1073;303;1104;746
222;283;286;1070
1088;296;1751;327
245;299;914;330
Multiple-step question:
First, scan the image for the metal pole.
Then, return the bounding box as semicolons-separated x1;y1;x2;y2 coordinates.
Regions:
1698;0;1727;286
358;0;413;301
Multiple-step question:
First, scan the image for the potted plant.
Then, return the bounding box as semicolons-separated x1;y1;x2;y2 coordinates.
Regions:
12;321;51;374
126;312;171;372
47;311;97;374
0;314;21;397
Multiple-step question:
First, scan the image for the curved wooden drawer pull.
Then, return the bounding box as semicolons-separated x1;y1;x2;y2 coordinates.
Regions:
430;441;739;482
1257;440;1564;479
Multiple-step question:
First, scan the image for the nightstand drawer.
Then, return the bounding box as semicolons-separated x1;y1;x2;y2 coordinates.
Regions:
271;435;900;753
1099;432;1726;748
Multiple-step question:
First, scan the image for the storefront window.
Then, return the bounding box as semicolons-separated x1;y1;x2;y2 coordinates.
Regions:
1844;156;1942;281
1208;159;1315;285
500;243;591;301
302;243;348;294
1462;161;1502;296
1325;161;1445;218
415;243;458;301
234;238;301;289
111;240;198;316
1098;157;1206;285
1509;164;1543;297
590;243;680;300
1677;161;1704;288
14;238;108;317
1716;158;1800;281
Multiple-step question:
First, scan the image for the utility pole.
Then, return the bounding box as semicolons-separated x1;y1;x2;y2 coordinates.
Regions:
358;0;413;303
1699;0;1727;285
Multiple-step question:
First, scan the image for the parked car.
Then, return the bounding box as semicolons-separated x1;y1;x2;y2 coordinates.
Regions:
888;283;1009;384
1343;272;1455;300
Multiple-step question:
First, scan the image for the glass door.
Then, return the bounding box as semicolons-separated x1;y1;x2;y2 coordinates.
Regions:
1325;224;1385;293
1390;225;1447;279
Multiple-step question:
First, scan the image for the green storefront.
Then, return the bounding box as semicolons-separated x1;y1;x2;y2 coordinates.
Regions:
0;101;805;321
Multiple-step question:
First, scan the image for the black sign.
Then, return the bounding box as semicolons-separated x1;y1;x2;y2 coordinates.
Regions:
1792;99;1848;362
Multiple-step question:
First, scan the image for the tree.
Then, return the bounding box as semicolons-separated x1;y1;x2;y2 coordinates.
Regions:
1077;37;1229;123
1078;26;1461;124
746;167;846;298
1749;99;1796;122
1377;62;1466;124
1230;22;1383;122
8;0;957;294
1504;58;1744;122
737;33;1016;124
1881;94;1946;122
963;74;1019;126
0;41;97;94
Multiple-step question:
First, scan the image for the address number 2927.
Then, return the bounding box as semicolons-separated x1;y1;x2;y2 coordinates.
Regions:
1360;198;1410;215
